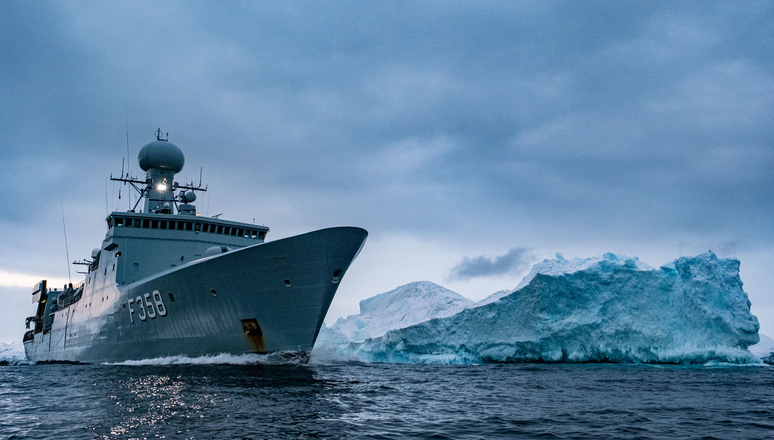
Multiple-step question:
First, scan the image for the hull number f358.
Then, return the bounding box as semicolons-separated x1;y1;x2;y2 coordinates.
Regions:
128;290;168;323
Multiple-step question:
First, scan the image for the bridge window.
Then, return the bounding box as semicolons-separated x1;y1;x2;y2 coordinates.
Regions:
115;218;124;227
186;222;193;231
143;219;150;228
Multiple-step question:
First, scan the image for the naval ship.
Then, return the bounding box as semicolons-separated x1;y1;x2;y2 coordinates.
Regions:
23;132;367;363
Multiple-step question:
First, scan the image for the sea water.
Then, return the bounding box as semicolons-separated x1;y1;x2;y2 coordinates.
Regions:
1;361;773;439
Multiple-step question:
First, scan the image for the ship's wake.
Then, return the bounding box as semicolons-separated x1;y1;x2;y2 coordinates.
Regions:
103;351;310;366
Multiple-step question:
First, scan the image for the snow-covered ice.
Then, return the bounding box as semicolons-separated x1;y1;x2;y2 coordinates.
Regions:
475;252;653;306
749;334;774;363
314;252;761;364
313;281;472;360
0;341;25;361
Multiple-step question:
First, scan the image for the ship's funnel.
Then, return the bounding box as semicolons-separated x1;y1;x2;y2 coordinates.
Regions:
138;140;185;214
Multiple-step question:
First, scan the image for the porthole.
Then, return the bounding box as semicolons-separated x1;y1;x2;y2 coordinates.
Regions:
283;279;292;288
211;288;217;297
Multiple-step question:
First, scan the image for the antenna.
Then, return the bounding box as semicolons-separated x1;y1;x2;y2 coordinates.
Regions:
125;105;131;209
105;175;109;217
60;199;72;284
155;128;168;141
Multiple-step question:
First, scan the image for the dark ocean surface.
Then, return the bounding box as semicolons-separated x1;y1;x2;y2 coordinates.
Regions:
1;359;773;439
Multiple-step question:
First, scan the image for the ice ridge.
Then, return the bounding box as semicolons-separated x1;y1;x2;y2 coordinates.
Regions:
476;252;652;306
316;252;760;364
0;341;25;361
313;281;472;359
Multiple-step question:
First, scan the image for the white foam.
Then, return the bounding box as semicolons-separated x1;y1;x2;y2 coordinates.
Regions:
103;351;308;366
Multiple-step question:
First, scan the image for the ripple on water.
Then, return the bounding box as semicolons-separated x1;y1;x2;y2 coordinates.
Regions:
0;362;772;439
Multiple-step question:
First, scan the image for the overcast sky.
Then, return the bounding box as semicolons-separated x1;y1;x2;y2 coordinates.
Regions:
1;1;773;343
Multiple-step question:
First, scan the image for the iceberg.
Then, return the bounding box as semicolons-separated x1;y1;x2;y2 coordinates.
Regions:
0;341;25;362
313;281;472;360
749;334;774;364
315;252;760;364
475;252;652;306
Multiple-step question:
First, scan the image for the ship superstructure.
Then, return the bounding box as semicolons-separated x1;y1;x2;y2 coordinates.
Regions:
23;132;367;362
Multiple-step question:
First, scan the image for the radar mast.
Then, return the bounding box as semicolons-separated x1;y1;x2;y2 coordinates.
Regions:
110;128;207;215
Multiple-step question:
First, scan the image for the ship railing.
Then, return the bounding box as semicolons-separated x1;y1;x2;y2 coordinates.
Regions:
55;283;84;310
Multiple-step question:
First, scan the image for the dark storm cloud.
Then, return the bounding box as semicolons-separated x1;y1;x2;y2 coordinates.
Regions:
448;248;534;281
1;0;773;259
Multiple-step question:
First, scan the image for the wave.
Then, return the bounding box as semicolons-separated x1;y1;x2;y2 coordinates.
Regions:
103;351;309;366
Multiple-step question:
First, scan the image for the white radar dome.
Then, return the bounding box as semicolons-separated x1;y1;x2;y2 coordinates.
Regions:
138;140;185;172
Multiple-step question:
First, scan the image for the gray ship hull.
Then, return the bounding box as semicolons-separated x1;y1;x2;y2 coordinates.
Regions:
24;227;367;363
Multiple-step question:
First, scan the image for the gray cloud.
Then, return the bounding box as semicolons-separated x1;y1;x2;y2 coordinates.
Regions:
0;1;771;244
447;248;534;281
